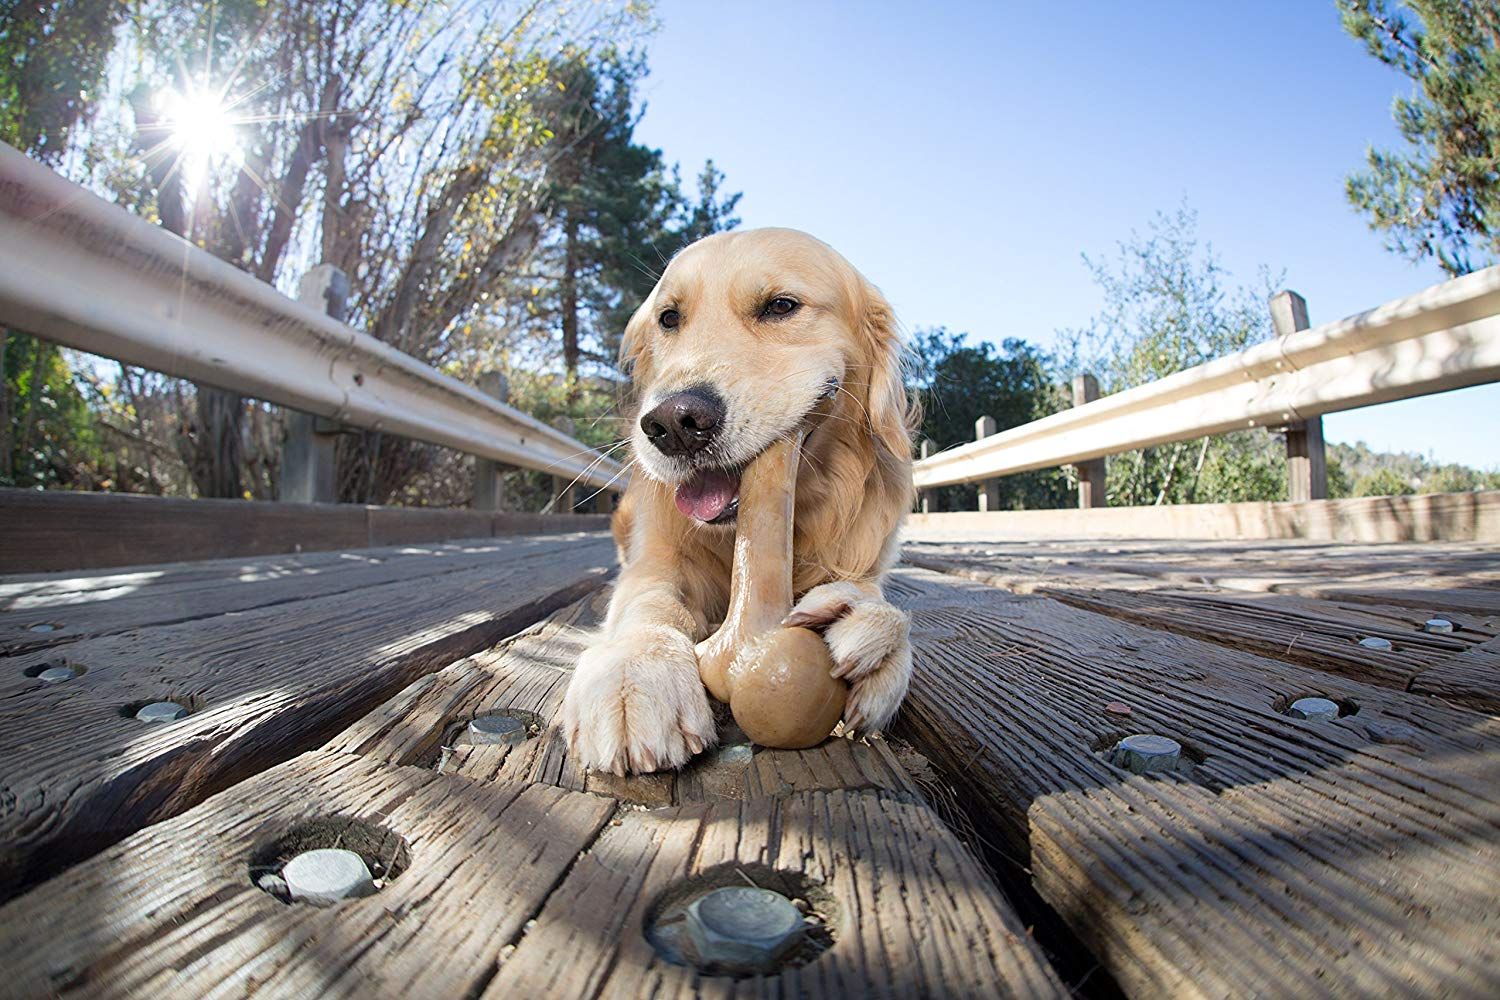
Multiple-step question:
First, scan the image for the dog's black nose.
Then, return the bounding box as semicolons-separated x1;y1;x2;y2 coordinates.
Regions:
640;388;725;457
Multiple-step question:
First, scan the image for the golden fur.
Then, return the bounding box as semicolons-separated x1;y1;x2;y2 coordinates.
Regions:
564;228;916;775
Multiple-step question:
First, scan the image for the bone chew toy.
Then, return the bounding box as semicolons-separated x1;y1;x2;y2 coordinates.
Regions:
696;430;846;749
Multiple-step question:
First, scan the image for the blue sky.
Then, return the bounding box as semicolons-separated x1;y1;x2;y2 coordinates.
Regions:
632;1;1497;470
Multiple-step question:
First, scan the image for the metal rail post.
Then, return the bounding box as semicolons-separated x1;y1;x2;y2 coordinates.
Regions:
975;416;1000;512
918;439;936;513
1072;374;1107;508
279;265;348;503
1270;291;1327;501
473;371;511;511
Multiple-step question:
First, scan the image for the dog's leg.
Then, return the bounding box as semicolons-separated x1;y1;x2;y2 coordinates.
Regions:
563;566;717;775
784;579;912;736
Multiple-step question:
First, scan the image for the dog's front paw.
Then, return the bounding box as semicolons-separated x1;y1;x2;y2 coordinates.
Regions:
784;582;913;736
562;626;717;775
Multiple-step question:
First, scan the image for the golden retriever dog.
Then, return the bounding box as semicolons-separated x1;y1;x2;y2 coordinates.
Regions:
563;228;916;775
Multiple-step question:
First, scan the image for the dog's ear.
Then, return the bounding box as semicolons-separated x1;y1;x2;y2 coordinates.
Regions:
857;279;916;461
618;295;655;380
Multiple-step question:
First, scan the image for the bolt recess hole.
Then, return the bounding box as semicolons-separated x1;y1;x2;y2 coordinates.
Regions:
23;659;87;682
249;817;410;906
119;695;204;721
645;864;835;978
26;622;63;634
1273;694;1360;719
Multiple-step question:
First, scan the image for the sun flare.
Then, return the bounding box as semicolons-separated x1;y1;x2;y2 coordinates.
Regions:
158;86;242;191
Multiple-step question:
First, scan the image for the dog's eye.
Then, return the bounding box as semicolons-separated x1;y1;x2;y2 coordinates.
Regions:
659;308;680;330
761;297;799;319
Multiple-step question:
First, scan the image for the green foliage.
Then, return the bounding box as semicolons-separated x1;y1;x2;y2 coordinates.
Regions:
907;328;1072;510
1353;467;1417;496
1338;0;1500;275
1;334;101;488
1330;439;1497;495
1061;206;1284;506
0;0;125;160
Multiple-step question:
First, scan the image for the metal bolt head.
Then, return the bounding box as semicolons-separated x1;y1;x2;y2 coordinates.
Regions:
1289;697;1340;722
280;848;376;907
715;742;754;764
682;886;805;974
28;624;58;633
37;666;77;684
1358;636;1393;651
466;714;527;746
1110;734;1182;774
135;701;188;723
1423;618;1454;634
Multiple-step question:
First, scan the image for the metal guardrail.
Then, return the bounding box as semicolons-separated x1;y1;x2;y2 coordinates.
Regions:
0;144;626;491
914;264;1500;490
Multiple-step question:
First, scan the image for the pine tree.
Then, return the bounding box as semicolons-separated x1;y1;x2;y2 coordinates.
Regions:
544;53;741;396
1340;0;1500;275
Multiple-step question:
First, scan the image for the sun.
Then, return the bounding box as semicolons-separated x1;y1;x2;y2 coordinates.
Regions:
158;85;243;191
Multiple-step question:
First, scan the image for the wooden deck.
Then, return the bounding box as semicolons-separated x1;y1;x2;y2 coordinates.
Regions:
1;529;1497;996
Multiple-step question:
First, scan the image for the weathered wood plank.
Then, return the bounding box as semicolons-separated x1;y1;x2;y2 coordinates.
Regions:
0;532;609;655
0;488;371;573
0;750;1064;998
325;589;922;808
1410;636;1500;713
0;752;617;998
905;547;1494;691
0;539;614;900
889;567;1500;998
904;489;1500;543
485;789;1066;998
0;486;612;573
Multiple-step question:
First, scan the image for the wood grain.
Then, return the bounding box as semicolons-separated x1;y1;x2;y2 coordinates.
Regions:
484;789;1066;998
0;752;617;998
0;538;614;900
325;589;924;808
1;533;612;655
905;541;1497;690
0;486;611;573
1410;636;1500;713
890;567;1500;998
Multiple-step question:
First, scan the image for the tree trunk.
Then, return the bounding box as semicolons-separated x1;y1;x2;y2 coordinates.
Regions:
0;328;10;483
132;87;247;499
561;213;581;399
195;389;244;499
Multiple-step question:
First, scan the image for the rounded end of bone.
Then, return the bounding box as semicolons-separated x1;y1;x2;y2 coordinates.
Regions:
729;626;847;749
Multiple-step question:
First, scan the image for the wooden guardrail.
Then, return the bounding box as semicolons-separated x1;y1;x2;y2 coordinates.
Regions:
914;269;1500;503
0;144;626;493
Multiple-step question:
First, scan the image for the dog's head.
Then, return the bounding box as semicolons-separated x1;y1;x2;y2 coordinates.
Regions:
620;228;911;525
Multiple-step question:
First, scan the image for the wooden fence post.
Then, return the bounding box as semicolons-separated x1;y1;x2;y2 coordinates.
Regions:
1072;374;1107;508
1270;291;1327;502
279;265;348;504
473;371;510;511
918;439;936;513
975;416;1000;512
551;416;577;513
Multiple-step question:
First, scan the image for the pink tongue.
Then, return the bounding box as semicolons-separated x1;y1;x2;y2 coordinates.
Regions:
675;469;739;522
